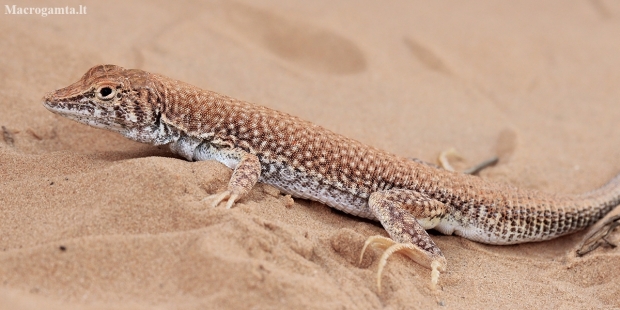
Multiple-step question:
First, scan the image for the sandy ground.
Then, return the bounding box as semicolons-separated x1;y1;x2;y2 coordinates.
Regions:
2;0;620;309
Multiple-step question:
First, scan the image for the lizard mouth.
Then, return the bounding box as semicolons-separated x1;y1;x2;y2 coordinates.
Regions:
42;97;125;131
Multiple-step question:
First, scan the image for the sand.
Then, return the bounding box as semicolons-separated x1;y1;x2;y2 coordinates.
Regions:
2;0;620;308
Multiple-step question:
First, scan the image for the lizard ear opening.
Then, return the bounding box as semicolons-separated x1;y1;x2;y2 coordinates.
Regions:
96;86;115;101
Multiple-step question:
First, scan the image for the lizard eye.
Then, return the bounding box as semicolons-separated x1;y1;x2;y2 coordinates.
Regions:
96;86;115;100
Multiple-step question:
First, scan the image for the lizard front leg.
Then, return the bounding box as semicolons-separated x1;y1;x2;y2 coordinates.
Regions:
360;189;447;292
205;151;261;209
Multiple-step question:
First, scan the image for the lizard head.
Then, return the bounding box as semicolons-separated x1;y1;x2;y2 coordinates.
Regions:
43;64;170;144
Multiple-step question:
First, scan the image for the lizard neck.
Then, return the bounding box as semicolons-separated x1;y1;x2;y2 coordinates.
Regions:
122;119;179;145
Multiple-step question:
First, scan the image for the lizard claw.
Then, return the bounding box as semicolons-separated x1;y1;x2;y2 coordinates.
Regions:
360;235;444;293
204;190;240;208
359;235;399;293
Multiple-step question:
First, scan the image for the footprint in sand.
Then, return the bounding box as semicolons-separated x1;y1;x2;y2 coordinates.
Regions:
403;37;452;75
140;3;367;76
223;2;367;75
589;0;614;19
495;128;518;160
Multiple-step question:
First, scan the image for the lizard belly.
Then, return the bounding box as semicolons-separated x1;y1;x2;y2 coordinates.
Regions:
260;162;375;219
434;214;549;245
434;217;496;242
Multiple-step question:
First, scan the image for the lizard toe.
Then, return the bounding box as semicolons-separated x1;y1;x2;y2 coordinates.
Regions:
204;190;232;208
359;235;395;265
225;193;240;209
204;191;243;208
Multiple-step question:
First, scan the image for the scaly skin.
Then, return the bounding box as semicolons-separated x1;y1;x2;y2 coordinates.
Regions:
43;64;620;290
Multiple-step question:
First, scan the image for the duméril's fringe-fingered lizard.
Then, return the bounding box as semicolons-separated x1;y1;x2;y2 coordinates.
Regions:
42;65;620;291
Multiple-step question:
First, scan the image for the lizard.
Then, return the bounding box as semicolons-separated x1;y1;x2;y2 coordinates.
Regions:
42;64;620;291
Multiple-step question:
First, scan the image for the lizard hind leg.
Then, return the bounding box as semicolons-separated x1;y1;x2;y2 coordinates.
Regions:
363;189;448;292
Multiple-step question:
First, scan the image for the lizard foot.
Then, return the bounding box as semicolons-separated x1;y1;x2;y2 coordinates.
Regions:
438;148;461;172
437;148;498;175
359;235;444;292
204;190;240;209
577;213;620;256
202;152;260;209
